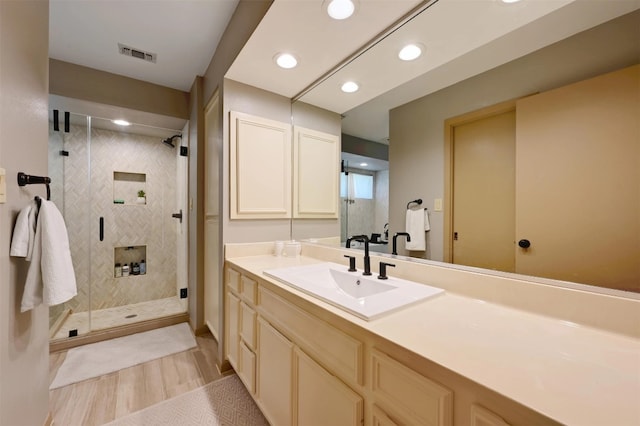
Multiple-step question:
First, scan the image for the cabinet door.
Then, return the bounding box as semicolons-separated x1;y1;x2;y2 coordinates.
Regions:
257;317;294;426
230;111;291;219
225;292;240;368
293;126;340;219
296;347;363;426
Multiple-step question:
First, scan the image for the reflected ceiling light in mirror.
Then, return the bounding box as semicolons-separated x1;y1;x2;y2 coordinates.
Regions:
274;53;298;69
326;0;356;20
359;162;368;167
112;119;131;126
398;43;423;61
341;81;359;93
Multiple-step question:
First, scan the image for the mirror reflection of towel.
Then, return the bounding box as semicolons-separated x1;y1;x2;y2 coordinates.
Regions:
405;209;430;251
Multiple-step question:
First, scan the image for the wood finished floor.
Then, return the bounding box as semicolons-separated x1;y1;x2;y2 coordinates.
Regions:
49;331;224;426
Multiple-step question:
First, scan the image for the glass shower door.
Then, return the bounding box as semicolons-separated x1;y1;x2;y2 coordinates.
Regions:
48;111;92;340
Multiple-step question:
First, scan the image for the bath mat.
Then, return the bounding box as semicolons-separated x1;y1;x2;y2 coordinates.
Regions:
105;375;268;426
50;322;196;389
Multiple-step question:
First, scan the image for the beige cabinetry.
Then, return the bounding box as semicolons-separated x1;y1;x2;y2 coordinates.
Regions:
229;113;340;222
229;111;292;219
224;263;528;426
293;126;340;219
257;317;294;426
295;347;363;426
371;348;452;425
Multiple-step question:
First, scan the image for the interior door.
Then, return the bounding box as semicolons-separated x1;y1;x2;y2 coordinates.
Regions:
515;65;640;291
452;110;516;272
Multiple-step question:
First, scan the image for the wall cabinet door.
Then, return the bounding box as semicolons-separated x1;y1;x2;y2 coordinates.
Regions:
257;317;294;426
230;111;291;219
293;126;340;219
225;291;240;368
296;347;363;426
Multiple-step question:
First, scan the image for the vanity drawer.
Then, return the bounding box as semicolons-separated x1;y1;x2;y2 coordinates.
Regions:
371;348;452;426
259;286;363;385
239;341;256;394
241;275;258;305
227;268;240;294
240;301;257;349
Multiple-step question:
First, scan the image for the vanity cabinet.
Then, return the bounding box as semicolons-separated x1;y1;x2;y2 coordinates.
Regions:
224;263;537;426
256;317;294;426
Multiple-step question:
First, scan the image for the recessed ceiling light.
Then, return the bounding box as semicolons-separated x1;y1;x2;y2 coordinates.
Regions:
398;43;423;61
359;162;368;167
501;0;522;3
112;119;131;126
341;81;359;93
274;53;298;69
326;0;355;20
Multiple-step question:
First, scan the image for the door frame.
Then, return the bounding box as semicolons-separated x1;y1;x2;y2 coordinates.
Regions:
443;98;518;263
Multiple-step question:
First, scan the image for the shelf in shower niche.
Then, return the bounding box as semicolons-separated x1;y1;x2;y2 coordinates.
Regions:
113;171;146;205
114;245;147;278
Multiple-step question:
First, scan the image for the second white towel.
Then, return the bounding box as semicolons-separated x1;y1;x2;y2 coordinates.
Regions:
405;209;430;251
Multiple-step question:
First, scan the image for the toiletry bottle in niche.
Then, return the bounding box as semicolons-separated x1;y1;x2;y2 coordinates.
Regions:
139;259;146;275
114;263;122;278
122;263;130;276
132;262;140;275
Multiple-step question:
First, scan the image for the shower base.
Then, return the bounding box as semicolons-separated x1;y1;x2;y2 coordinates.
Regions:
51;296;186;340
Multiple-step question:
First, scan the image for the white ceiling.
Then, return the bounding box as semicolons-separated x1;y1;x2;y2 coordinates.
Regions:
49;0;639;144
49;0;240;92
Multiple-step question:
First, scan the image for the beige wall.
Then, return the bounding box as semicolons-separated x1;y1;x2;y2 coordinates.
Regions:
222;79;293;243
50;59;190;119
389;10;640;261
0;1;51;425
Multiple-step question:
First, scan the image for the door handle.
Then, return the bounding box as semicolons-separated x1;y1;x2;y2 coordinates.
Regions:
518;239;531;249
172;209;183;224
99;217;104;241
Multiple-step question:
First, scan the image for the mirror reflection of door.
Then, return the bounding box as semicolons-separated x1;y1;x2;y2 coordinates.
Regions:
515;66;639;291
451;106;516;272
449;65;639;291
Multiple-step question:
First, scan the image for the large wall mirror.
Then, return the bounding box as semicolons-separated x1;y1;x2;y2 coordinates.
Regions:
293;1;639;295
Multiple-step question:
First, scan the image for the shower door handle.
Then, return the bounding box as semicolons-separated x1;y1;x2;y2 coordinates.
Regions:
99;217;104;241
172;210;183;224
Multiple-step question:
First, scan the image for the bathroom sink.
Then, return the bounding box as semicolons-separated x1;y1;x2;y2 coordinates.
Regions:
264;262;444;320
329;268;396;298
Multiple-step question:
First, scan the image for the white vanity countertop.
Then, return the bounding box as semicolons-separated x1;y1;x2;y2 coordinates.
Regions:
227;254;640;426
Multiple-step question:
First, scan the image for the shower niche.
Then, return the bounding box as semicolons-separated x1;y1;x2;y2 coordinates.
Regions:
113;171;146;205
114;245;147;277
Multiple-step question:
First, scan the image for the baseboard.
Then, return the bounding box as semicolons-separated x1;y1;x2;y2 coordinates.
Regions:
49;313;189;353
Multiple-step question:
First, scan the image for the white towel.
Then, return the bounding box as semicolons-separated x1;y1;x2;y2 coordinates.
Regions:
10;200;38;260
20;200;77;312
405;209;430;251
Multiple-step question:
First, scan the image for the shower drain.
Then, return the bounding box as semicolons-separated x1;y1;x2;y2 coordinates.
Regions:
125;314;137;319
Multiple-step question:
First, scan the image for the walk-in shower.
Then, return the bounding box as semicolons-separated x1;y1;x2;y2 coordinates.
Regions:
47;101;189;343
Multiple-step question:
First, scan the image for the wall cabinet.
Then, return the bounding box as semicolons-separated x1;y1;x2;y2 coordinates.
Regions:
229;111;292;219
229;112;340;221
293;126;340;219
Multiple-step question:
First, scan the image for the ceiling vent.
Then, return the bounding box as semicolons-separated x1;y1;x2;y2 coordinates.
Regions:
118;43;157;63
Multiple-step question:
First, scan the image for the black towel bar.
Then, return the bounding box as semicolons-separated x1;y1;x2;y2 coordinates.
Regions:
17;172;51;200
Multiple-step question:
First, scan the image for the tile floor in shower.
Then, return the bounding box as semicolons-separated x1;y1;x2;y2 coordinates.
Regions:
51;296;187;340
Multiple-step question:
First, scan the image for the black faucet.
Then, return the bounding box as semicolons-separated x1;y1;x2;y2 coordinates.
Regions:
346;235;371;276
392;232;411;255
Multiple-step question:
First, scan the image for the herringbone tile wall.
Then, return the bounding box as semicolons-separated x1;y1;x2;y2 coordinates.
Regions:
48;121;178;327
